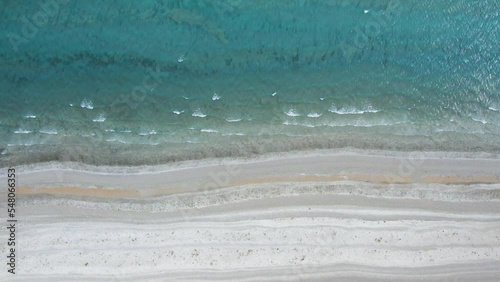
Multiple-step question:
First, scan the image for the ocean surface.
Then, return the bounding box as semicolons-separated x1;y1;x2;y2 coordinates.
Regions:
0;0;499;166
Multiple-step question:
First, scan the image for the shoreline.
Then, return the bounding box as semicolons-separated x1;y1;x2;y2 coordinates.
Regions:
2;149;499;199
3;129;500;168
4;148;500;174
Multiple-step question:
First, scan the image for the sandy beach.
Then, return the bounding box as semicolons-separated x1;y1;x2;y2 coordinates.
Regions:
2;150;500;281
2;1;500;281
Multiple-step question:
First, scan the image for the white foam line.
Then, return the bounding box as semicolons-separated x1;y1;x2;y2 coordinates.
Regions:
138;130;157;136
201;129;218;133
471;117;487;124
14;129;32;134
307;112;322;118
39;129;58;135
328;106;381;115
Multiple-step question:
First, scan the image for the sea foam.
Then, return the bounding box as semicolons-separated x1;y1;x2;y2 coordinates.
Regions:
201;129;218;133
284;109;301;117
40;128;58;135
14;129;32;134
307;111;322;118
81;99;94;109
139;130;157;136
212;93;221;101
192;109;207;118
92;113;106;122
329;105;380;115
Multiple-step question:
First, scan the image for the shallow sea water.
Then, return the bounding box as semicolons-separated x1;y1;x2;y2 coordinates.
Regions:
0;0;499;165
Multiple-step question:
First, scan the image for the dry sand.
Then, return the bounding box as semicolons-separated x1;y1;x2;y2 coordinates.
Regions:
1;151;500;281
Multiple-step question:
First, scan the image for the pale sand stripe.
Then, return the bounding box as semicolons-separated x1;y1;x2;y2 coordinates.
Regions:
17;173;500;199
8;154;500;197
18;186;140;198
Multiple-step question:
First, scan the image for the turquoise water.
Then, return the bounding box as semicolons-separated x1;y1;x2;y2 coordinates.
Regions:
1;0;499;166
